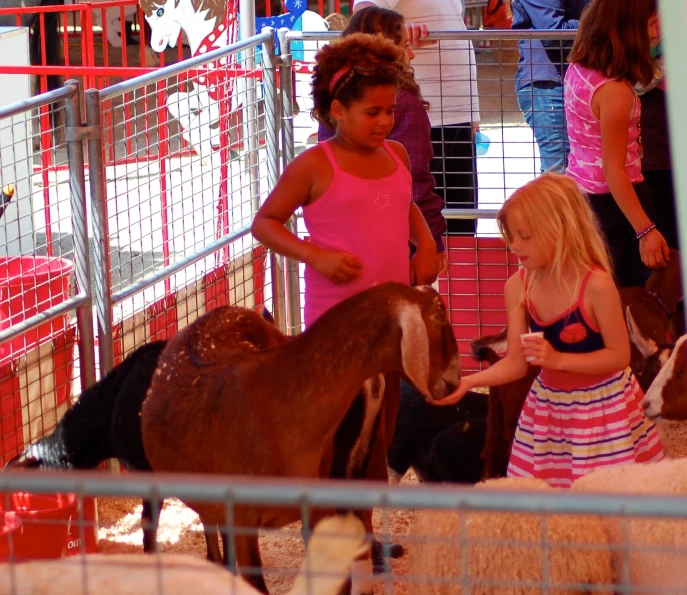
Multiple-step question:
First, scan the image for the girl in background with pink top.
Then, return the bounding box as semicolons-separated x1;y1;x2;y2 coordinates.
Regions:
564;0;670;288
252;33;438;327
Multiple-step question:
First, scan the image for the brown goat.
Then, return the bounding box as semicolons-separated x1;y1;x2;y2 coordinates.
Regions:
469;330;538;479
141;283;461;593
643;333;687;421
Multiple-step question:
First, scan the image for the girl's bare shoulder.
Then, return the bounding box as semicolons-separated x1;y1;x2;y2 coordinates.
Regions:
585;268;618;296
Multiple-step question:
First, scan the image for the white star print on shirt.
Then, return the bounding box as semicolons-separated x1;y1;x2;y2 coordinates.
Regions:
374;192;391;211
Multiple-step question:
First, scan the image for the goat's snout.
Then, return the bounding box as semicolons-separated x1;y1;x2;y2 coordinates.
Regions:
429;355;462;401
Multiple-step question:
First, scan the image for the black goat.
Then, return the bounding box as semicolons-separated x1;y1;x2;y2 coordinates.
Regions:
386;380;488;485
4;341;169;554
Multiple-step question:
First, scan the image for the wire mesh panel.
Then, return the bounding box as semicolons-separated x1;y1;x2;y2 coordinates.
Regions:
0;84;94;467
0;470;687;593
89;32;277;369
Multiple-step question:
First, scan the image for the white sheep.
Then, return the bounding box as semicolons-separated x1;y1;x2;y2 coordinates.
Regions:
407;477;613;594
0;513;368;595
571;458;687;593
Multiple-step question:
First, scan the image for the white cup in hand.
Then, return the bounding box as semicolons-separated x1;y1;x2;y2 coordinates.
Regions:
520;331;544;362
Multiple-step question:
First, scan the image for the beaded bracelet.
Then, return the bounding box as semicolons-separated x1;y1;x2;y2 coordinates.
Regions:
636;223;656;241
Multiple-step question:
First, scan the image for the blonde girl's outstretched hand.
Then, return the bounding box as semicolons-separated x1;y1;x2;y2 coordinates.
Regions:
639;227;670;269
309;247;362;285
429;376;473;407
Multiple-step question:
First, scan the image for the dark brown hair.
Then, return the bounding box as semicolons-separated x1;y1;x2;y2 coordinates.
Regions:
311;32;404;128
343;7;428;109
568;0;658;86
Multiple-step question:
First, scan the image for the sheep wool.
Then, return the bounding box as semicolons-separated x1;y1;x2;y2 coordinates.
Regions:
407;477;613;594
571;458;687;593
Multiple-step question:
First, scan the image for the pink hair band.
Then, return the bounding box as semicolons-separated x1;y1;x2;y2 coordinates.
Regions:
329;66;352;93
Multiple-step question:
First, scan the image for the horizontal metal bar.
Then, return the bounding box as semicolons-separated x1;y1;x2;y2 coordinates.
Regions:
0;85;74;121
287;29;577;42
2;470;687;519
442;208;499;219
111;224;253;305
0;294;86;345
99;31;274;100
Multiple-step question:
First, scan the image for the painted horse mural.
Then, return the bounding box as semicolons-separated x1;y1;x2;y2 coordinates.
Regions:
139;0;328;156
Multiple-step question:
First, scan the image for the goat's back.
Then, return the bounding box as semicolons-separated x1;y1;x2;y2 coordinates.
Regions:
141;306;288;477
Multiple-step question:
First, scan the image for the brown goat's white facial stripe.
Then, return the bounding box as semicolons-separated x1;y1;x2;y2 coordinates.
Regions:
626;307;658;358
643;334;687;419
346;374;385;479
397;302;431;397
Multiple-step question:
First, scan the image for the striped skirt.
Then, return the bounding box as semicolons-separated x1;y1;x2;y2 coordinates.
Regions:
507;368;665;488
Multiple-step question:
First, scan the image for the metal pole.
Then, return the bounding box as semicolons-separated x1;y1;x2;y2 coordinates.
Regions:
84;89;114;378
659;0;687;290
277;28;302;335
63;80;96;392
261;28;287;333
239;0;260;215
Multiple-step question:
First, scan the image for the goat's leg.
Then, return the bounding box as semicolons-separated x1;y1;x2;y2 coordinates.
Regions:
203;523;222;563
141;498;162;553
234;533;268;594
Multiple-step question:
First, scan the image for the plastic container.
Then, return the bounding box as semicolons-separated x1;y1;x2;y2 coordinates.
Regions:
0;511;22;560
0;256;73;363
9;492;78;559
475;131;491;157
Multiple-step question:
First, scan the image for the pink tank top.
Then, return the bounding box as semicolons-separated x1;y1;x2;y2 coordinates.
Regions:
564;63;643;194
302;140;412;327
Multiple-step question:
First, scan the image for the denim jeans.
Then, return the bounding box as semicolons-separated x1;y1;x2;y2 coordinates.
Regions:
516;81;569;173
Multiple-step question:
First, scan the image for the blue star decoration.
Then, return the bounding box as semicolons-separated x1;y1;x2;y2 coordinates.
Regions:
374;192;392;211
254;0;307;45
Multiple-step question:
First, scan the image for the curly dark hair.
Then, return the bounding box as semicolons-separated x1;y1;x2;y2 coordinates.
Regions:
343;7;429;110
311;33;405;129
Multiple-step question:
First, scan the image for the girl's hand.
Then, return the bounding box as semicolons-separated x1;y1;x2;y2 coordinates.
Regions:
429;376;473;406
639;228;670;269
410;246;439;286
436;252;449;276
521;336;563;369
406;23;436;48
309;247;362;284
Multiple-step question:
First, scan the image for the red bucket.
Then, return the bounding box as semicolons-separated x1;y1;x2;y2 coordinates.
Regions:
0;256;73;364
65;496;99;556
9;492;78;559
0;511;22;560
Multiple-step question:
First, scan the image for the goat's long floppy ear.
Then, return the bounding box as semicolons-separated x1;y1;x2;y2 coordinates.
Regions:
398;303;431;398
626;306;658;358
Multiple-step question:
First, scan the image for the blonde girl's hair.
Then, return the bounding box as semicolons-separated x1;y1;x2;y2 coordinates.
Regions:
497;173;613;298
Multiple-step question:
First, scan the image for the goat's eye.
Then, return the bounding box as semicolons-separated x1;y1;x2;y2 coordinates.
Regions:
156;7;164;17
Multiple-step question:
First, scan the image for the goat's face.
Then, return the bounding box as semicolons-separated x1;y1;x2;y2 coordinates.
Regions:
396;285;461;401
626;307;674;392
643;334;687;421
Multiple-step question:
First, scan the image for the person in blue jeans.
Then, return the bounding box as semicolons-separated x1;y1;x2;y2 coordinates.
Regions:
507;0;589;173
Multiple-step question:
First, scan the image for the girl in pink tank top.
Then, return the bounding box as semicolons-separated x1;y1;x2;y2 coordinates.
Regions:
252;33;438;327
564;0;669;288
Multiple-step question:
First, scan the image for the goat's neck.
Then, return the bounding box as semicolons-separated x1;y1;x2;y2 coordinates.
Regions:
647;268;682;314
257;309;401;440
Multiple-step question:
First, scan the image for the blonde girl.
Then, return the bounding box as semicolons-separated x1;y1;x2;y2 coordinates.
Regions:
439;174;663;488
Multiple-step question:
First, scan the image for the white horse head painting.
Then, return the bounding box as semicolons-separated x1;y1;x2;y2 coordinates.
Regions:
139;0;328;157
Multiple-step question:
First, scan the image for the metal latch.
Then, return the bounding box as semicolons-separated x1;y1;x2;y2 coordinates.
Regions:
65;125;102;142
